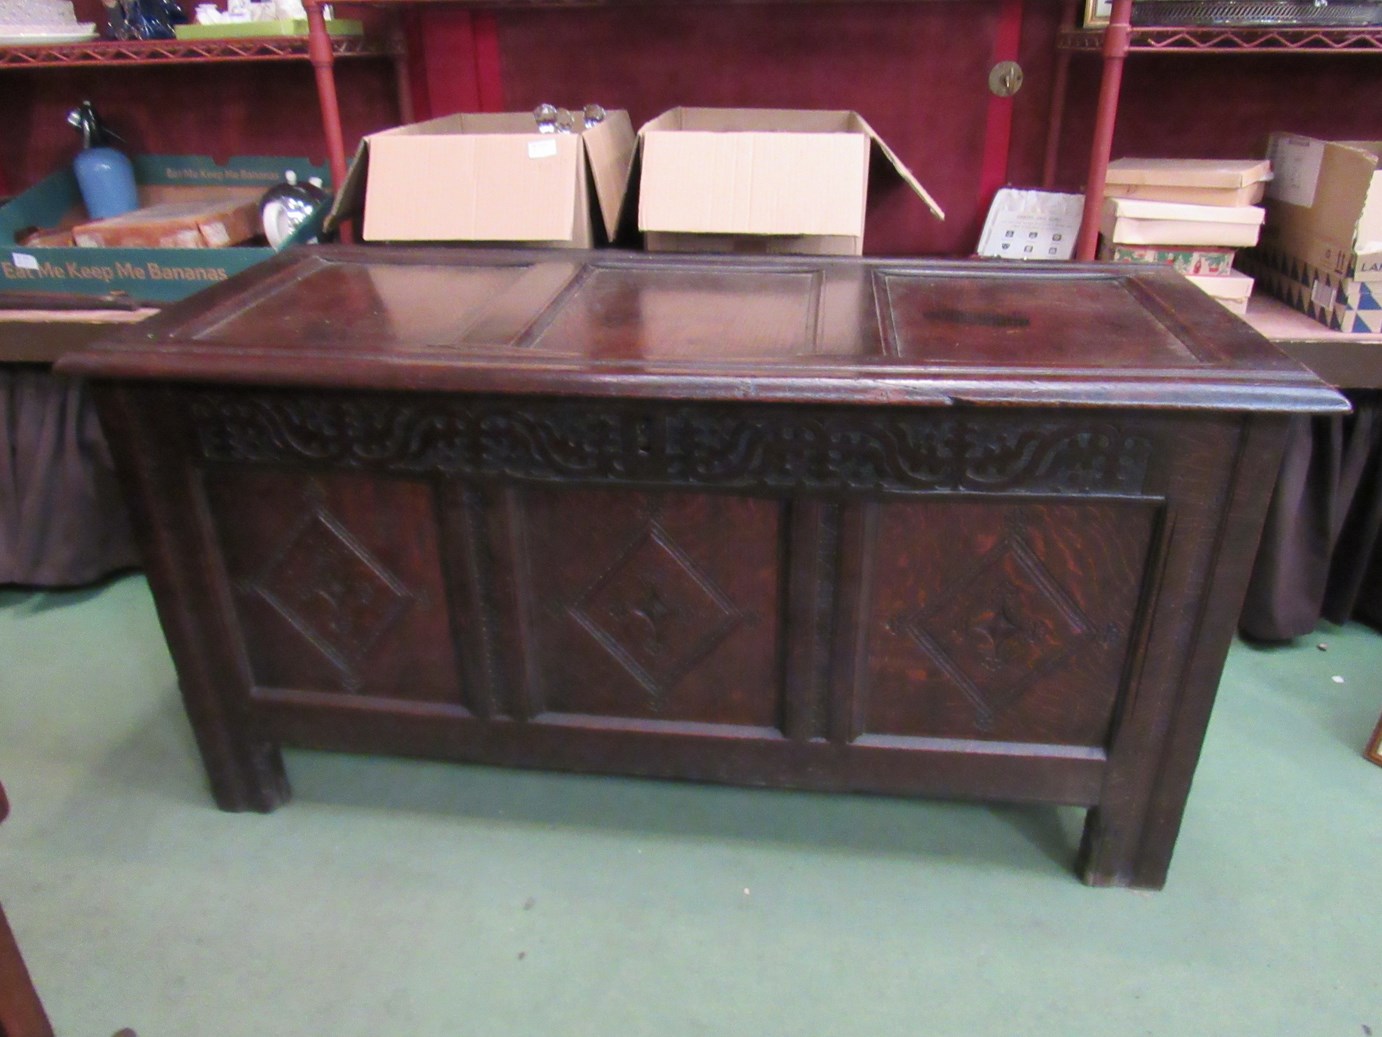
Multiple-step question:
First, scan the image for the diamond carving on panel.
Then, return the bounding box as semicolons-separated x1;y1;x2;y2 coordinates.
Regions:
244;486;415;692
898;531;1096;729
569;521;745;709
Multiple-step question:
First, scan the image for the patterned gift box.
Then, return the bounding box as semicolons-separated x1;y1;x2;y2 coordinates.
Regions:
1098;240;1236;276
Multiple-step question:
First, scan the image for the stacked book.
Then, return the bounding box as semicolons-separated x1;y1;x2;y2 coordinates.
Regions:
1098;158;1272;315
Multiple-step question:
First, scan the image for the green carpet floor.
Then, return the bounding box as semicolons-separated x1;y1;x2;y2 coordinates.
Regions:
1;573;1379;1036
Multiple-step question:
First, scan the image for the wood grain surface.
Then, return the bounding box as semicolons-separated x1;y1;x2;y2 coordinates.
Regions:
62;247;1347;888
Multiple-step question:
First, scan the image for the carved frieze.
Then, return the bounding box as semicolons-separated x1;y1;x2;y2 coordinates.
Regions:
191;393;1153;496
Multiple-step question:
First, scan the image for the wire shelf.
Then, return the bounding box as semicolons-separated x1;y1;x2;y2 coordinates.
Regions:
0;34;397;68
1059;24;1382;53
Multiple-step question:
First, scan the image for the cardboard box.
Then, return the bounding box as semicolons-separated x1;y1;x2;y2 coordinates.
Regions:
72;196;262;249
1262;133;1382;283
1100;196;1265;247
330;110;636;248
0;154;329;303
633;107;943;255
1243;245;1382;334
1105;157;1271;207
1187;269;1254;315
15;227;75;248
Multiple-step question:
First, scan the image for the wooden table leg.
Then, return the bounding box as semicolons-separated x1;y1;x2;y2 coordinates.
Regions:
94;388;291;813
0;779;53;1037
1076;417;1292;888
0;903;54;1037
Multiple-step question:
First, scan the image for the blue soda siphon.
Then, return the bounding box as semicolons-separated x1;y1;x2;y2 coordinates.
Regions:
67;101;139;220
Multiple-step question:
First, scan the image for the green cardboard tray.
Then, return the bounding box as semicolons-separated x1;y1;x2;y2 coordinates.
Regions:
0;154;331;305
173;19;362;39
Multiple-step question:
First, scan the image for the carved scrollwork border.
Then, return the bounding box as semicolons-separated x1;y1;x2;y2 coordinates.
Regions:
190;391;1154;497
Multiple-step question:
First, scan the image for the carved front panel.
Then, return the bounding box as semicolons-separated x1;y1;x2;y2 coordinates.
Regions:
852;499;1157;746
505;486;784;728
202;468;464;705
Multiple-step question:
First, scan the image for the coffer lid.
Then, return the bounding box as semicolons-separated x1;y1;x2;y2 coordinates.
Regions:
58;246;1348;414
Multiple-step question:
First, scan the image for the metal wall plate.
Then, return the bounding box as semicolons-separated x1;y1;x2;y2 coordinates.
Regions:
989;60;1024;97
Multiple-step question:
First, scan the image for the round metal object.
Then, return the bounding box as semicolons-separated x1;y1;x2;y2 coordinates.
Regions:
989;60;1024;97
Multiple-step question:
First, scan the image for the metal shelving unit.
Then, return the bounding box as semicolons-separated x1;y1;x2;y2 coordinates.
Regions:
1040;0;1382;378
1045;0;1382;261
0;24;408;198
0;33;397;69
1057;24;1382;54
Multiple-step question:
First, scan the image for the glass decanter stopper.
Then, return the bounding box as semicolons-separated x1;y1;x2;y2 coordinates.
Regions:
533;103;559;134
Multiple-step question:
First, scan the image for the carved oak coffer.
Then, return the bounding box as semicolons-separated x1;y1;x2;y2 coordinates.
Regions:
59;247;1346;889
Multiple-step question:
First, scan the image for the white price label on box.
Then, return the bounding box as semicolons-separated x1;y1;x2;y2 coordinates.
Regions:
527;139;558;159
1310;278;1337;312
10;252;39;271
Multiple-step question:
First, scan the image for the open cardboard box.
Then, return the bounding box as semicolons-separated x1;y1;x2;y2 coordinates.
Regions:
1249;134;1382;332
1263;133;1382;282
633;107;944;256
0;155;328;303
1243;245;1382;334
329;110;637;248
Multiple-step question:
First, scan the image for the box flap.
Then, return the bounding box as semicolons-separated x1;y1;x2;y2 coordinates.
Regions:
386;112;472;136
327;137;370;230
581;110;636;241
651;107;859;133
847;112;944;220
462;112;529;133
1106;157;1271;189
1356;146;1382;251
0;168;79;243
645;231;861;256
1266;134;1382;254
1105;197;1266;225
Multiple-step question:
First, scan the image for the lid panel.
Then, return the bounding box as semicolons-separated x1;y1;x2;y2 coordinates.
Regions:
531;264;826;360
192;260;537;347
879;271;1204;367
